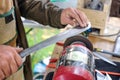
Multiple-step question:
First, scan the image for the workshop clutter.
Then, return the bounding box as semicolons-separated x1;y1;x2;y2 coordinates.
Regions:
77;0;112;35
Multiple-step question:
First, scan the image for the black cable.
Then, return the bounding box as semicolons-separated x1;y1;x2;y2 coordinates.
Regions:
90;29;120;37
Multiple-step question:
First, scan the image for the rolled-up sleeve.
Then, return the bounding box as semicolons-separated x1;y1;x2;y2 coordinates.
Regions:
17;0;65;28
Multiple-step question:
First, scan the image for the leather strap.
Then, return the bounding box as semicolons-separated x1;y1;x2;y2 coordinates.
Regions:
13;0;33;80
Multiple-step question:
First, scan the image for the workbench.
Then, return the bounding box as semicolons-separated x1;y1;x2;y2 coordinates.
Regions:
43;17;120;80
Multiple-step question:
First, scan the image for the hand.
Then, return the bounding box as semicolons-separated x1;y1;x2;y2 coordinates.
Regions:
0;45;23;80
60;8;89;27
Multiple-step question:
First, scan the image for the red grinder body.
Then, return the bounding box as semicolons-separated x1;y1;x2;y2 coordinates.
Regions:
53;36;95;80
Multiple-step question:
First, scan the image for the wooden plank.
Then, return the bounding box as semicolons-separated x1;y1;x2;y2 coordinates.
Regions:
77;0;84;7
88;35;114;51
78;8;107;29
77;0;120;42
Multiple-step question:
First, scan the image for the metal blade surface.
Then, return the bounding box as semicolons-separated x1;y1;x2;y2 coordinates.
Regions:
20;25;91;58
93;52;117;66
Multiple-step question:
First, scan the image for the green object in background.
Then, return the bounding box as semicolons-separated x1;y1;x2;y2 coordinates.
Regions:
25;27;59;70
50;0;68;2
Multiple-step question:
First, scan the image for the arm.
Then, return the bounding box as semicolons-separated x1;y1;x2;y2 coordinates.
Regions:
17;0;88;28
17;0;64;28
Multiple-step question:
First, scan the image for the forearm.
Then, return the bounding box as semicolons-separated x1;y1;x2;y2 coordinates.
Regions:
17;0;65;28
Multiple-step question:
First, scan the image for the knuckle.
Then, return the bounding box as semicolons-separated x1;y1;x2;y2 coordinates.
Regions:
77;9;84;14
0;75;5;80
1;60;7;67
17;59;22;66
12;68;17;73
3;52;12;61
79;11;84;15
81;11;84;14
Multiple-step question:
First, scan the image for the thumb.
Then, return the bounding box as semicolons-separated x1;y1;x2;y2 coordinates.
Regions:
15;47;23;53
67;19;78;27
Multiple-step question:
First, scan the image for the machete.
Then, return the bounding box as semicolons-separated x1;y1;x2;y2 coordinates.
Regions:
93;52;117;66
20;24;91;58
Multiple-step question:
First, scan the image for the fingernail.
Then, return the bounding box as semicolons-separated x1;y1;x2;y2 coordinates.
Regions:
17;47;23;50
19;48;23;50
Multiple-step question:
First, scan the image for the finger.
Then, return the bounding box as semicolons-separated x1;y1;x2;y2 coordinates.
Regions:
15;47;23;53
68;9;84;27
1;59;11;77
9;57;18;74
12;50;22;67
14;54;22;67
74;9;86;26
77;9;89;25
74;9;88;27
64;18;76;26
0;69;5;80
64;14;79;26
6;50;20;73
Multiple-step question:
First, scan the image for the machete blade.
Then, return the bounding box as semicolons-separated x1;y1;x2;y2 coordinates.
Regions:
20;24;91;58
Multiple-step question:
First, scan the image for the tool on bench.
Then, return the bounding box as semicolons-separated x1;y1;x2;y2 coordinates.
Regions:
19;23;91;58
94;48;120;58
